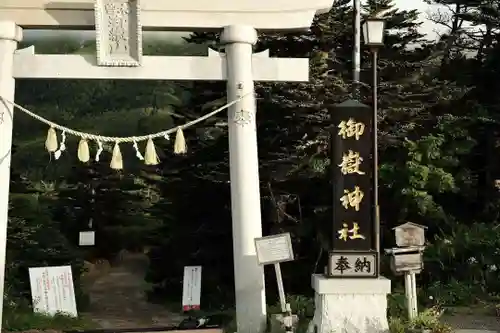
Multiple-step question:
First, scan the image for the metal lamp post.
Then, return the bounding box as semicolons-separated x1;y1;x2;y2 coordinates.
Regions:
362;17;385;259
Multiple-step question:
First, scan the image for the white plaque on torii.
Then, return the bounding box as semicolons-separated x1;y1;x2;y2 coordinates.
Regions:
94;0;143;67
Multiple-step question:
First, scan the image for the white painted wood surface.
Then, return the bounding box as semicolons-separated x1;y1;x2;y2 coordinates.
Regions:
0;20;22;329
223;25;266;333
1;0;333;30
13;54;309;81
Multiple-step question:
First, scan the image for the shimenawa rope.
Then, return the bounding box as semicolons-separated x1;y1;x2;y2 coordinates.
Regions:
0;92;252;169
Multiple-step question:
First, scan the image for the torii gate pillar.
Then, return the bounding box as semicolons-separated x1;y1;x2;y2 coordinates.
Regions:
220;25;266;333
0;20;21;327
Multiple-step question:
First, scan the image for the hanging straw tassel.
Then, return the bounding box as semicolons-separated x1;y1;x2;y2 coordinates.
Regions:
144;138;159;165
77;139;90;163
174;127;187;154
45;127;58;153
110;142;123;170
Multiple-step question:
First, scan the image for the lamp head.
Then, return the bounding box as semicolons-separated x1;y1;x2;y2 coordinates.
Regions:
362;17;386;48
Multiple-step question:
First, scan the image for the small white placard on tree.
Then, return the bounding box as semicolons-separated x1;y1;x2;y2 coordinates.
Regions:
254;233;294;265
79;231;95;246
28;266;78;317
182;266;202;311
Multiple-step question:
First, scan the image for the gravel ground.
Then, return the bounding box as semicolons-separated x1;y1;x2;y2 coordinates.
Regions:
443;314;500;332
81;253;185;329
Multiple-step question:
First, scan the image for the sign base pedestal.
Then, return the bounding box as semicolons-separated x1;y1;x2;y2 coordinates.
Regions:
308;274;391;333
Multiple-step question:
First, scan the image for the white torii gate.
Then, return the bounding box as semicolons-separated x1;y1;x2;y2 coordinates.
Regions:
0;1;333;332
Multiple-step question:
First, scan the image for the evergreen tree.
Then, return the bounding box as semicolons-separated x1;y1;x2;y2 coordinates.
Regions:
145;0;462;302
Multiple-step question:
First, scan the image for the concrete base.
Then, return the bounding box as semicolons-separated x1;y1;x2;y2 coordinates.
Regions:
308;274;391;333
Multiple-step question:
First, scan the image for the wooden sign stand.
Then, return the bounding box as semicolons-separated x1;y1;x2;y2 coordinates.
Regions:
386;221;428;320
254;233;295;332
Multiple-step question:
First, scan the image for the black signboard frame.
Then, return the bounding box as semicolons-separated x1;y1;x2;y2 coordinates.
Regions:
327;250;379;278
330;100;376;254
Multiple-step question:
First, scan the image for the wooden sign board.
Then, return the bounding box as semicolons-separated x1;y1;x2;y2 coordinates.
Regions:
393;222;426;247
327;251;377;278
95;0;143;67
254;233;294;265
28;266;78;317
391;253;423;273
182;266;202;311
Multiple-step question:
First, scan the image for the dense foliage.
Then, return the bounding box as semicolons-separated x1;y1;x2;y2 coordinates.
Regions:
6;0;500;318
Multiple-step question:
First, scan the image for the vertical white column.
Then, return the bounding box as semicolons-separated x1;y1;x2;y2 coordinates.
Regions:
220;25;266;333
0;21;22;329
404;272;412;319
410;272;418;318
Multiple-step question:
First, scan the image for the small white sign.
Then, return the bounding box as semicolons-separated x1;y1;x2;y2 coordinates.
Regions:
79;231;95;246
182;266;202;311
28;266;78;317
255;233;294;265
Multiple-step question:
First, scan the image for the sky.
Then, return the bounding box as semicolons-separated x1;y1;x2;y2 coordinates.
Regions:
394;0;444;39
24;0;446;41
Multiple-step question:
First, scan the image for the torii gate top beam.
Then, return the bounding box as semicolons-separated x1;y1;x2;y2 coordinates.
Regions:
0;0;333;31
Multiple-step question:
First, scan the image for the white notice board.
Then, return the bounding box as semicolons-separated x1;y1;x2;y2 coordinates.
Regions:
182;266;202;311
28;265;78;317
79;231;95;246
255;233;294;265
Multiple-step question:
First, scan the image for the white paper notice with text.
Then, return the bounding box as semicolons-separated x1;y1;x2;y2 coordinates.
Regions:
28;265;78;317
181;266;202;311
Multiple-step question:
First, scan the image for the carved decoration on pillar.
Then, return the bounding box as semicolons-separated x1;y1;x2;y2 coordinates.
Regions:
232;82;254;126
95;0;143;67
233;109;254;126
0;111;4;125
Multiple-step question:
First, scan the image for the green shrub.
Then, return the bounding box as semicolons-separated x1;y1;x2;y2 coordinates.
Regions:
6;195;86;308
286;295;315;318
268;295;314;318
3;307;95;331
388;291;409;318
423;222;500;302
388;307;452;333
389;317;406;333
267;295;314;333
408;308;441;330
423;280;482;306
